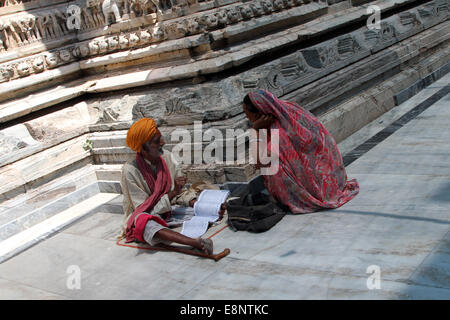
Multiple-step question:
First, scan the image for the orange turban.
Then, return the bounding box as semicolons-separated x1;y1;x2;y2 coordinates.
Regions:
126;118;160;153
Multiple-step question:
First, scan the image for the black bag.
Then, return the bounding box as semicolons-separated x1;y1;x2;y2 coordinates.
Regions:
227;184;287;233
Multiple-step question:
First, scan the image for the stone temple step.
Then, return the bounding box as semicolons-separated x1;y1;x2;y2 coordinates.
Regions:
0;192;120;264
0;179;123;242
0;165;97;229
0;182;101;242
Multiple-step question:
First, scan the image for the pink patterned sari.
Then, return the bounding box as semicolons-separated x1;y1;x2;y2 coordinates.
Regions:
248;89;359;213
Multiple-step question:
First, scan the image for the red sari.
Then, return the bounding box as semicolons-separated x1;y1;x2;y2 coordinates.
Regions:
248;90;359;213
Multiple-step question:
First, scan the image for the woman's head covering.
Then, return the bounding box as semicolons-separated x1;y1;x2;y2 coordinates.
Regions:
126;118;160;153
247;89;286;116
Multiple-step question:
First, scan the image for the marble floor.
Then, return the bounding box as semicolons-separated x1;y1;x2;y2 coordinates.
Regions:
0;78;449;299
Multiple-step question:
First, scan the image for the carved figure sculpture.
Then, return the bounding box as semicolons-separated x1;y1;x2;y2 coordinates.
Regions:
2;0;20;6
59;49;72;62
128;32;140;46
186;17;202;34
32;57;45;73
3;19;23;47
45;52;59;68
152;25;165;41
154;0;178;14
88;40;100;54
78;43;90;56
17;61;31;77
0;65;14;82
118;34;129;48
108;36;119;49
273;0;284;11
139;29;152;43
86;0;106;27
239;5;254;20
102;0;122;25
215;10;227;27
226;7;240;23
130;0;157;16
261;0;274;14
0;20;11;49
250;2;264;17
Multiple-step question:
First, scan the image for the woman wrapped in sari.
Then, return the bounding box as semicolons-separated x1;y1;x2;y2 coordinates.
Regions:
243;89;359;213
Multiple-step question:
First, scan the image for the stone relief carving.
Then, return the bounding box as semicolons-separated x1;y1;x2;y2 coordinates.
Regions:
337;35;361;57
399;11;421;27
0;0;33;6
129;0;157;17
128;85;239;125
131;95;161;120
165;97;192;115
102;0;123;25
0;9;74;51
31;56;45;73
0;64;13;81
0;0;447;86
237;0;447;99
84;0;106;29
45;52;60;68
239;5;254;20
0;0;326;54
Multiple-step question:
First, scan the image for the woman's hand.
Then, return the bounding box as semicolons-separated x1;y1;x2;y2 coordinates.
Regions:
218;203;227;220
252;114;275;130
254;161;272;170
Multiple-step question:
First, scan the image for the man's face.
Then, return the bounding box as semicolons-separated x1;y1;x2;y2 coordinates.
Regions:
142;133;165;160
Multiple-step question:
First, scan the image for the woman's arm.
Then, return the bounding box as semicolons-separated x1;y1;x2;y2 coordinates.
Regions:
251;114;275;168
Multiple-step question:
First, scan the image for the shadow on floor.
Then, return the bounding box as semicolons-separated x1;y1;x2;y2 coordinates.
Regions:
336;209;450;225
401;231;450;299
430;182;450;203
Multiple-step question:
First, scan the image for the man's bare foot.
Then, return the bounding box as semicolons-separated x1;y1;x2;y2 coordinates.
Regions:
194;238;213;255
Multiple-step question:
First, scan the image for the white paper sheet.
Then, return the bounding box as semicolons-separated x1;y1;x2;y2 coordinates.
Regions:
180;216;211;238
180;189;230;238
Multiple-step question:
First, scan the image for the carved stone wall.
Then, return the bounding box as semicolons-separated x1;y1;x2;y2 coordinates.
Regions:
0;0;330;90
0;0;449;189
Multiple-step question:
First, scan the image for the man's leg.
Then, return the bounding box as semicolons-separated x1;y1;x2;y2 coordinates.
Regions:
143;220;212;254
155;228;212;254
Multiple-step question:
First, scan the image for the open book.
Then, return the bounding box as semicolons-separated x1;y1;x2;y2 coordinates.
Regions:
180;189;230;238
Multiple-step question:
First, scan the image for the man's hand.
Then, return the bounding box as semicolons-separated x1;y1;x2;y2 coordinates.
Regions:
168;176;187;201
174;176;187;193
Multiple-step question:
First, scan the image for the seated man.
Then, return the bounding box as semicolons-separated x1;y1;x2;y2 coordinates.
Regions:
118;117;215;254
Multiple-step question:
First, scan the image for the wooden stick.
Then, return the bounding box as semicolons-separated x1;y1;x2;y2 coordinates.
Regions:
157;243;231;261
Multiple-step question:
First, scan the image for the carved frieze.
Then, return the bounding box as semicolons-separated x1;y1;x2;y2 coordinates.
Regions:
0;0;326;55
234;0;448;98
0;0;447;88
0;10;73;51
